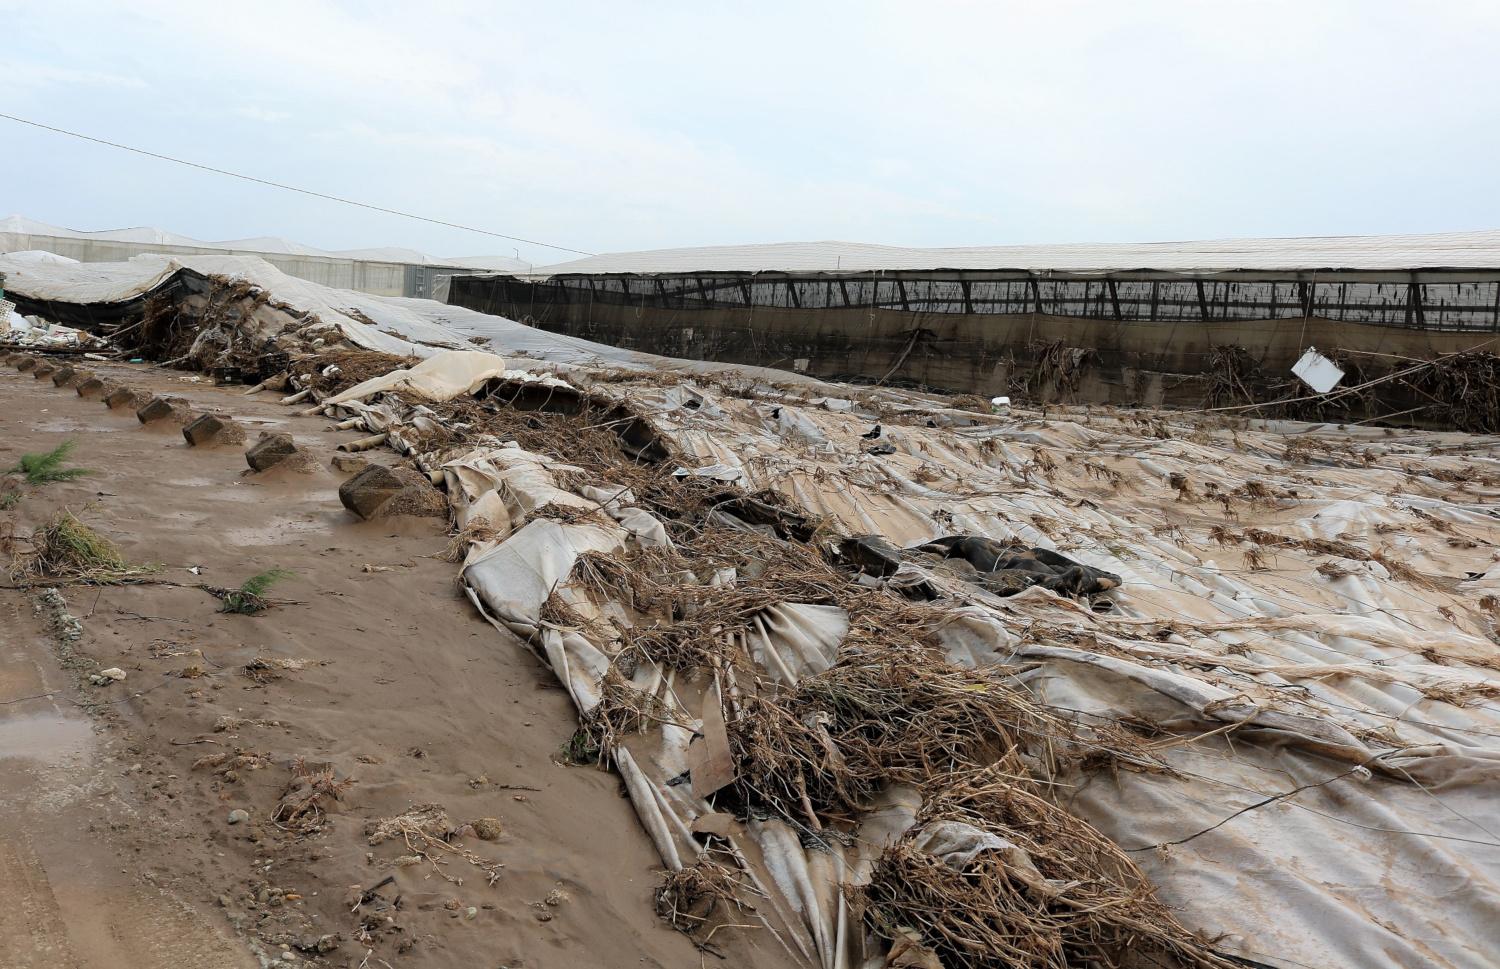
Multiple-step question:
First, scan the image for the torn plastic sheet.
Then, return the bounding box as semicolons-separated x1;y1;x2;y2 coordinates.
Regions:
673;463;745;483
325;349;509;404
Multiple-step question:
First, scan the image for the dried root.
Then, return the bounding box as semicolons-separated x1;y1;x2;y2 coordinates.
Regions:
364;803;503;885
655;857;755;941
273;758;353;834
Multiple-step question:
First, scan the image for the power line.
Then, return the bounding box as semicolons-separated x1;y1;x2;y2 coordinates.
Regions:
0;111;594;257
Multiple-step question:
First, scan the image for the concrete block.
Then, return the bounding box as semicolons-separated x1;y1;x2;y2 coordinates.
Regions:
136;395;191;424
76;376;109;399
183;412;247;447
245;431;302;472
338;464;447;520
105;386;149;410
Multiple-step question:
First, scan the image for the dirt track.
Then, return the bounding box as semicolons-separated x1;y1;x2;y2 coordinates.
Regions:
0;359;786;969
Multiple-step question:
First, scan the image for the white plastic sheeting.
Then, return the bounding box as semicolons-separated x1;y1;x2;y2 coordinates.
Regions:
16;251;1500;969
0;251;845;391
0;251;459;355
532;229;1500;275
330;365;1500;969
323;350;509;404
665;409;1498;968
0;214;529;271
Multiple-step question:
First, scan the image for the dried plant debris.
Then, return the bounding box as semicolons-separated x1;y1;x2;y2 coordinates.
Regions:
654;856;756;946
273;758;354;834
365;804;502;885
862;769;1235;969
366;804;451;846
303;348;418;395
241;656;307;683
1400;350;1500;433
192;749;273;783
437;516;501;563
724;643;1158;828
13;511;151;582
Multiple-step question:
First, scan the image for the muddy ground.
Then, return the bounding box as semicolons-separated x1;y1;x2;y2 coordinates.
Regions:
0;358;788;969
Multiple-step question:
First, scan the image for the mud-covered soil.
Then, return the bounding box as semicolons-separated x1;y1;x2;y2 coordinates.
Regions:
0;359;788;969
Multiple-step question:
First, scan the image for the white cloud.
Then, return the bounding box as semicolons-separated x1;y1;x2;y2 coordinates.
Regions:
235;106;290;124
1;0;1497;259
4;62;147;90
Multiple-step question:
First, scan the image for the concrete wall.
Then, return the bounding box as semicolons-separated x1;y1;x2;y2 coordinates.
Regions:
0;232;456;299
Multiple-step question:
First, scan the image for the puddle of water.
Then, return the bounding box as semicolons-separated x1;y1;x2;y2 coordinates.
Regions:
160;477;261;503
0;711;96;764
221;516;327;545
30;419;96;433
163;476;224;488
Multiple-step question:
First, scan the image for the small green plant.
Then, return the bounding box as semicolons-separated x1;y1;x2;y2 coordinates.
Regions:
218;568;295;614
558;727;603;766
11;440;92;485
0;492;19;510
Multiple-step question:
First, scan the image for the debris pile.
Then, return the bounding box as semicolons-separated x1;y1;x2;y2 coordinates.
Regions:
6;252;1499;969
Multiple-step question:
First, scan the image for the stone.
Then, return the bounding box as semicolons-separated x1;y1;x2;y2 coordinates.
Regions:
338;464;447;521
15;355;37;371
245;431;303;472
137;396;190;424
32;362;56;380
50;365;79;387
471;817;503;841
105;386;149;410
330;454;369;474
228;809;250;825
76;376;109;399
182;412;246;447
90;667;127;685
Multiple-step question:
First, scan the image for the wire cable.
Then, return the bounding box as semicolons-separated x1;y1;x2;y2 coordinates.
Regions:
0;111;594;257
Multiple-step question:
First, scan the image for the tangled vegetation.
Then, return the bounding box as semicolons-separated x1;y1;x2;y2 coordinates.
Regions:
11;510;141;582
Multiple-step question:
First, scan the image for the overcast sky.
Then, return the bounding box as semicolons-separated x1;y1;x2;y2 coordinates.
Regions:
3;0;1498;264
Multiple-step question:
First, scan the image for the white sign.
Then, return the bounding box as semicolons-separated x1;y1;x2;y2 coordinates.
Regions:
1292;347;1345;394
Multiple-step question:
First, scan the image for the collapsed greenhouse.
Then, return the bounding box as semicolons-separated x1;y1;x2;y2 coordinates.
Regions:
3;247;1500;969
447;232;1500;429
